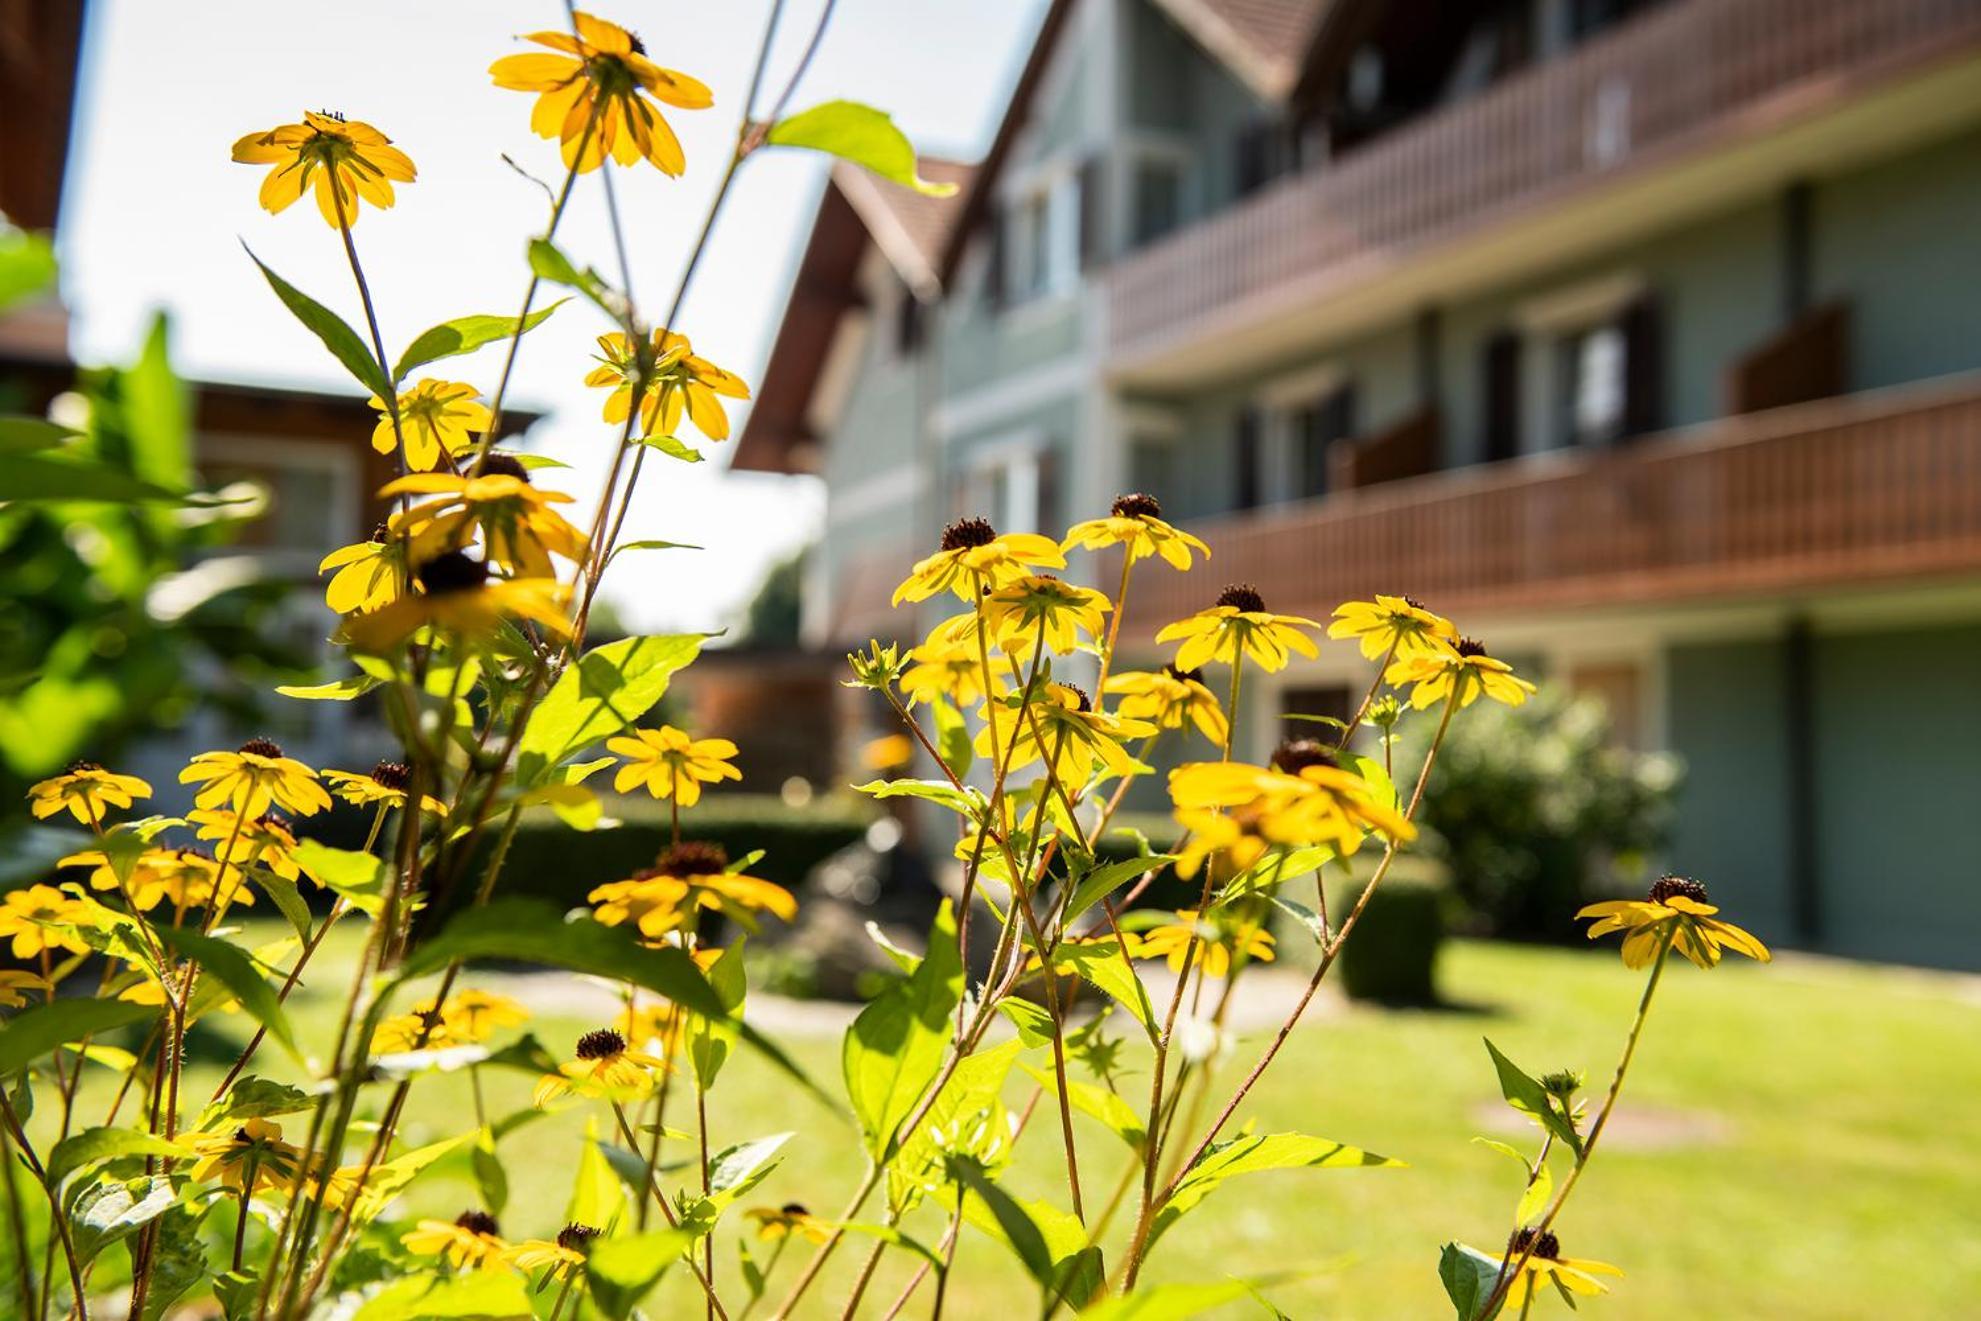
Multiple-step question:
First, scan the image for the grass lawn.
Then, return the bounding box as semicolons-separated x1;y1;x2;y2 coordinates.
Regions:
20;928;1980;1318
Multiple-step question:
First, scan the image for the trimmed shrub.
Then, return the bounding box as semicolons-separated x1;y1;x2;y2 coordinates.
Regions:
1327;856;1450;1005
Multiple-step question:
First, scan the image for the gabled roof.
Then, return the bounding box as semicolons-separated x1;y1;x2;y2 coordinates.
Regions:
836;158;976;302
1150;0;1333;101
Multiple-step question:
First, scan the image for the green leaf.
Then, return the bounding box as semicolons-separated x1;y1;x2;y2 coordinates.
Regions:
1065;854;1174;921
68;1174;176;1265
767;101;961;196
932;697;972;779
0;998;158;1077
0;453;209;504
1154;1132;1400;1248
586;1227;699;1320
844;900;962;1160
274;673;382;701
948;1155;1055;1287
852;777;984;818
567;1119;626;1230
516;634;706;785
353;1271;535;1321
214;1270;259;1321
526;239;620;318
0;415;78;453
136;1201;213;1321
1483;1038;1583;1157
997;998;1056;1048
889;1039;1022;1212
1020;1062;1145;1150
470;1124;509;1217
1516;1154;1553;1226
392;300;566;382
155;925;298;1061
1440;1241;1509;1320
198;1077;316;1131
248;864;313;940
823;1220;947;1272
292;838;387;916
46;1127;193;1192
1048;940;1157;1040
1221;844;1335;901
1078;1281;1263;1320
1348;753;1401;815
0;223;57;312
350;1133;470;1224
608;538;702;567
243;244;390;398
689;938;747;1089
682;1130;793;1233
637;432;704;463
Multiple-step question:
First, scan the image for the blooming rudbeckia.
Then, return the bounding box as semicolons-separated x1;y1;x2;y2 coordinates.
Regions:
503;1223;599;1279
893;518;1066;607
438;989;529;1044
1104;665;1228;747
371;1006;456;1056
582;329;750;441
1061;493;1209;570
977;683;1154;787
63;846;235;916
403;1210;510;1272
1328;595;1457;661
746;1203;830;1244
188;1119;306;1194
0;969;52;1008
319;521;409;616
1578;876;1772;970
590;842;796;936
1133;909;1274;979
322;761;447;816
532;1027;668;1107
1499;1228;1623;1309
188;809;314;885
27;762;152;827
231;110;415;227
982;574;1110;656
490;12;712;175
605;726;739;807
179;739;330;818
616;999;687;1056
1384;636;1536;710
384;458;588;580
898;628;1002;708
1156;585;1320;674
369;379;491;472
1168;741;1414;876
343;551;573;652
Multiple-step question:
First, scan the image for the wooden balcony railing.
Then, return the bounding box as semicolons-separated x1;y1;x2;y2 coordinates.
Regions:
1107;0;1981;367
1122;376;1981;629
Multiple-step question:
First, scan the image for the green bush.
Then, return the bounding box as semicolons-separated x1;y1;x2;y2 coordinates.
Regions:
1327;857;1449;1005
1419;691;1680;941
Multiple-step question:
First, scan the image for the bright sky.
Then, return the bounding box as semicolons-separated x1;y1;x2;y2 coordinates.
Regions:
61;0;1046;635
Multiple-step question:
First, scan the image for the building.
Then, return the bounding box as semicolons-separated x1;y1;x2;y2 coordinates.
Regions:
740;0;1981;970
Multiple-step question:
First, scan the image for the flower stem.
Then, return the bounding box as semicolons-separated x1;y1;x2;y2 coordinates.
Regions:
0;1090;87;1321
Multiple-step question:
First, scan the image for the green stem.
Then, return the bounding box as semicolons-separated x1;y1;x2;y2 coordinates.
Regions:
0;1090;86;1321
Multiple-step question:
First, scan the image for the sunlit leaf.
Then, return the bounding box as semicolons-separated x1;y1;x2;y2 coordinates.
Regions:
688;939;747;1089
242;244;390;397
586;1227;699;1320
68;1174;176;1265
0;415;78;454
1020;1062;1145;1150
1048;939;1156;1039
1065;853;1174;921
291;839;386;916
1439;1241;1510;1320
392;299;566;382
155;925;299;1061
767;101;961;196
852;777;984;818
932;696;972;779
0;998;158;1078
636;433;704;463
136;1200;212;1321
47;1127;193;1192
516;634;707;786
1483;1038;1583;1157
844;901;961;1160
274;673;382;701
1153;1132;1401;1247
890;1039;1022;1212
351;1271;534;1321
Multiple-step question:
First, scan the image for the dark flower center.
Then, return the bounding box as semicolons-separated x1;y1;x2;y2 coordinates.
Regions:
66;760;103;775
939;517;997;552
238;738;284;759
415;551;489;596
1402;595;1428;610
370;760;412;791
780;1202;809;1217
1508;1227;1561;1260
368;521;390;544
1063;684;1092;712
1648;875;1708;905
234;1126;254;1144
1270;739;1336;776
654;840;729;877
257;810;292;834
1454;637;1488;658
626;30;647;55
479;453;530;482
575;1028;626;1061
1216;584;1265;614
557;1222;602;1252
1162;663;1203;685
455;1209;500;1237
1112;492;1162;520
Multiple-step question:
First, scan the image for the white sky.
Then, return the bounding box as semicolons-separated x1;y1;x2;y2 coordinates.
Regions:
60;0;1046;635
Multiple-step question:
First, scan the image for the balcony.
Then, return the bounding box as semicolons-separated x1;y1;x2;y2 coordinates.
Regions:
1121;375;1981;630
1106;0;1981;384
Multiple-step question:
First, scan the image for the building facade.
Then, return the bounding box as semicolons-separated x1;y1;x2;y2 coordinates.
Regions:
738;0;1981;969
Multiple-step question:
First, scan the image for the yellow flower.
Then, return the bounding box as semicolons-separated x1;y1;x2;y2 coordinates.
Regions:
0;969;53;1008
1167;742;1415;876
27;762;151;827
982;574;1110;656
1133;909;1274;979
188;1119;306;1194
179;739;330;818
1385;636;1536;710
63;846;239;915
1156;585;1319;674
503;1223;599;1279
893;518;1066;607
1328;595;1457;661
1061;493;1209;570
318;522;409;616
403;1210;510;1272
1103;666;1228;747
343;551;573;652
899;627;1002;708
616;999;687;1055
383;459;588;580
976;682;1155;787
188;808;316;885
439;989;529;1044
1578;876;1772;970
746;1203;829;1244
490;11;712;175
230;110;415;227
369;379;491;472
605;726;740;807
591;843;796;936
589;873;691;940
583;329;750;441
532;1027;668;1107
371;1007;457;1056
861;733;914;772
1498;1229;1623;1310
323;761;448;816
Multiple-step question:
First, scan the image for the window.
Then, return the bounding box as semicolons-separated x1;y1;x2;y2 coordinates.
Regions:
1232;407;1263;511
1292;385;1356;500
198;434;359;564
1514;275;1662;451
893;292;923;358
1128;434;1178;512
1281;685;1350;742
1002;170;1083;305
1559;322;1626;446
1235;117;1301;197
1131;157;1183;247
953;439;1058;534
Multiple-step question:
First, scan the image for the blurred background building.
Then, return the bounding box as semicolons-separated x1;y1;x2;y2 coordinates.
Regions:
740;0;1981;968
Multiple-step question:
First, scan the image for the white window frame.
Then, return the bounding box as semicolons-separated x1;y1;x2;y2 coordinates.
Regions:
196;432;361;576
1514;271;1644;453
1254;362;1348;504
956;428;1052;535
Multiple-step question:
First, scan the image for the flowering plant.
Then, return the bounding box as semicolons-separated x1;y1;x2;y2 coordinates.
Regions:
0;9;1767;1319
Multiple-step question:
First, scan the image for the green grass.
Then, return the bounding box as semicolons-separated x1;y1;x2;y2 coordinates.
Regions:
18;929;1981;1318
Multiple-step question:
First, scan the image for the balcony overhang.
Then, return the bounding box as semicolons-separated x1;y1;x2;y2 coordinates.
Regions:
1105;0;1981;389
